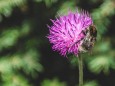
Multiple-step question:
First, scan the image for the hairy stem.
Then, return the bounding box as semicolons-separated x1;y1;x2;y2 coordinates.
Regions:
78;54;83;86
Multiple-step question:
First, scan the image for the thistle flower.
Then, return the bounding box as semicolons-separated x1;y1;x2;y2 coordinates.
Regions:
47;9;93;56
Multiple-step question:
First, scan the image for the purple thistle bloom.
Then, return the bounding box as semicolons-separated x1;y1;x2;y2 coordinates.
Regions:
47;10;93;56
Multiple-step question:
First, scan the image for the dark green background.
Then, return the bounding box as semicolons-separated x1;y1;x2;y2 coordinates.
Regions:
0;0;114;86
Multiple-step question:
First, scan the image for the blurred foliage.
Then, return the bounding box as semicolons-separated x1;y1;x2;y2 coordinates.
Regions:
56;0;76;16
34;0;58;7
0;0;26;21
0;0;114;86
0;0;43;84
2;74;31;86
88;55;115;74
92;0;115;36
41;78;67;86
0;21;30;50
83;81;99;86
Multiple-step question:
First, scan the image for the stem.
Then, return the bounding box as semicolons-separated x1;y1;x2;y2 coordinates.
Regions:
78;54;83;86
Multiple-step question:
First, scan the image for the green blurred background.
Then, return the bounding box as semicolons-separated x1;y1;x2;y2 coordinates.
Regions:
0;0;114;86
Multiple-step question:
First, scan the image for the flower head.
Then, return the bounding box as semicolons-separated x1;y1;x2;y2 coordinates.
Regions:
47;9;93;56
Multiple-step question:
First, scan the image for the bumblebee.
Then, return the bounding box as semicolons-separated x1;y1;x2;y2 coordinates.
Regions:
78;25;97;53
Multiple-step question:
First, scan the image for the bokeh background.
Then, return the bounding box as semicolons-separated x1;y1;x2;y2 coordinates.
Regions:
0;0;114;86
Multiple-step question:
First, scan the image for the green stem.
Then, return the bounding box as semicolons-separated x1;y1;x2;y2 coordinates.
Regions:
78;54;83;86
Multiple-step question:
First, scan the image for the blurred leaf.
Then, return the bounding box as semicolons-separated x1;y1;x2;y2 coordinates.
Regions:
0;21;31;50
0;57;13;74
2;74;31;86
20;21;31;36
56;1;76;16
44;0;58;7
88;55;115;74
21;49;43;77
94;41;110;53
68;55;78;67
0;50;43;75
34;0;42;2
89;0;102;3
83;81;99;86
0;0;26;19
92;0;115;35
0;28;19;50
41;78;67;86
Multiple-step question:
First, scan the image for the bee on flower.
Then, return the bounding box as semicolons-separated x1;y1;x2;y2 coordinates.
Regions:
47;9;97;56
